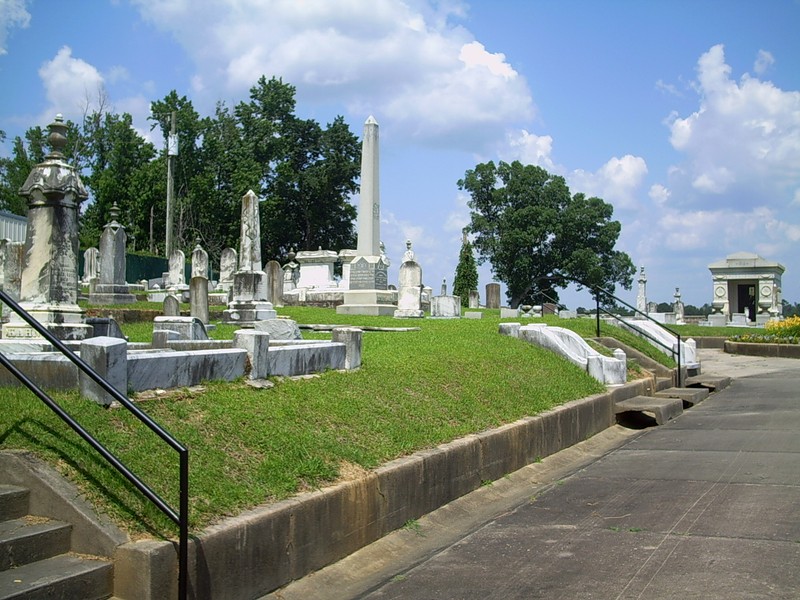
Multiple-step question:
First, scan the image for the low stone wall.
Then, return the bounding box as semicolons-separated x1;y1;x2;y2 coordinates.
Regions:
114;376;659;600
693;336;726;349
724;341;800;359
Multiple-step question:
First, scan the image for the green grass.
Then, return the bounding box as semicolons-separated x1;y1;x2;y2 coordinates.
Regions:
0;308;683;539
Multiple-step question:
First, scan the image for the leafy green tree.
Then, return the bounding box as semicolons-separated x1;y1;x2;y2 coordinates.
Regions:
236;77;359;260
453;229;479;306
458;160;635;308
80;111;158;248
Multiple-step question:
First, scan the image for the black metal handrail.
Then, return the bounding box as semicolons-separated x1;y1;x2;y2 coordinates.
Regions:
582;283;683;387
0;291;188;600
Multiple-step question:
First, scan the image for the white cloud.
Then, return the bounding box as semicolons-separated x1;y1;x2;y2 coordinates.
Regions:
569;155;648;210
130;0;533;148
649;183;670;207
655;79;681;97
0;0;30;55
666;44;800;211
501;129;555;170
105;65;130;84
38;46;105;123
753;49;774;75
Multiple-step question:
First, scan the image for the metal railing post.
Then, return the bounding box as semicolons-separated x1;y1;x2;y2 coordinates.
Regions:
0;290;188;600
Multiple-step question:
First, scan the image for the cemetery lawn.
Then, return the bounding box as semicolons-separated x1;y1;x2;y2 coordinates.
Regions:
1;308;673;539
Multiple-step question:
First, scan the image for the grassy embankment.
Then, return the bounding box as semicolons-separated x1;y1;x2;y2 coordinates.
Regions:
2;306;678;538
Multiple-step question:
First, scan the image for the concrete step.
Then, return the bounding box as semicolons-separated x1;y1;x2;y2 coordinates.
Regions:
685;374;731;393
0;488;28;523
615;395;683;426
0;518;72;571
655;377;673;392
0;553;112;600
655;386;709;408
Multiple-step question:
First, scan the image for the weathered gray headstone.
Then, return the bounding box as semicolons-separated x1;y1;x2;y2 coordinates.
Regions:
431;295;461;318
168;249;187;290
82;247;99;284
218;247;237;292
163;294;180;317
192;240;209;280
253;318;302;340
89;202;136;305
486;282;501;309
468;290;479;309
190;276;209;324
265;260;283;306
223;190;275;324
394;261;423;318
2;115;91;340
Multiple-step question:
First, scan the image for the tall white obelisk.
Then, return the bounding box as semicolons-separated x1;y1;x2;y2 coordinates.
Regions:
337;116;397;316
357;116;381;256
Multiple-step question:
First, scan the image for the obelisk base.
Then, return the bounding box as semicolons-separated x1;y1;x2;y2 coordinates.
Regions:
336;289;397;316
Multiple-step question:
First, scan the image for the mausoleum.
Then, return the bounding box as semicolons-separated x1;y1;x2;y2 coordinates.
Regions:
708;252;784;325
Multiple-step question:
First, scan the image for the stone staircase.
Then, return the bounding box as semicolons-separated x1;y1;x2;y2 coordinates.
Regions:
614;373;731;427
0;484;113;600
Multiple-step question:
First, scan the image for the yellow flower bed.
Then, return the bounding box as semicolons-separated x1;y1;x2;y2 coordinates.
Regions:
765;315;800;338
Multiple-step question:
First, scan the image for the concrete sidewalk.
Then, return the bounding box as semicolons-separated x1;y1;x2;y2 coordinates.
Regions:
268;350;800;599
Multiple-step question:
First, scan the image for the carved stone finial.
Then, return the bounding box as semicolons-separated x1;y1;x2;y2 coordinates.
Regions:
47;114;68;158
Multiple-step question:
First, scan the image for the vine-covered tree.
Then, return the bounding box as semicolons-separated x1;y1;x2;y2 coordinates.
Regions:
453;229;479;307
458;160;635;308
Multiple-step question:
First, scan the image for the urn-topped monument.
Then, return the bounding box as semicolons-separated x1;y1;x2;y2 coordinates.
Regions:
2;115;92;340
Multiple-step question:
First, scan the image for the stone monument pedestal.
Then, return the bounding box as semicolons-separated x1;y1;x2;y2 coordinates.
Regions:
89;283;136;305
336;255;396;316
2;303;92;340
222;270;277;324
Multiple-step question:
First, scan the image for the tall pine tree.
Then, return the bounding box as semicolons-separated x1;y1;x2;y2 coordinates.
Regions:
453;229;479;307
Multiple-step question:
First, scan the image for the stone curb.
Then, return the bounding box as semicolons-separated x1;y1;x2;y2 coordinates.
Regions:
724;340;800;359
114;376;659;600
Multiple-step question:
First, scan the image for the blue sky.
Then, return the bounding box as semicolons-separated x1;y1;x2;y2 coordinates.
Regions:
1;0;799;310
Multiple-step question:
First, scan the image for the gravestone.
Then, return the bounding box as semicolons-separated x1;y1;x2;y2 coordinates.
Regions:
674;287;685;325
163;294;180;317
431;295;461;318
223;190;276;324
337;116;395;316
282;251;299;295
190;276;209;324
636;266;647;315
485;283;500;309
167;249;187;291
89;203;136;305
218;248;237;292
190;240;210;323
394;261;424;318
265;260;283;306
468;290;479;309
2;115;91;340
82;247;99;284
192;240;209;280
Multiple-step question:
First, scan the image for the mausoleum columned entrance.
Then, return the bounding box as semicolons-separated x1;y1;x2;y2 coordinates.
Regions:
708;252;784;324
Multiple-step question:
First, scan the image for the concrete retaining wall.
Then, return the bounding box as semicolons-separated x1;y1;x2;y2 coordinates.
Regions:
113;376;659;600
724;341;800;358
